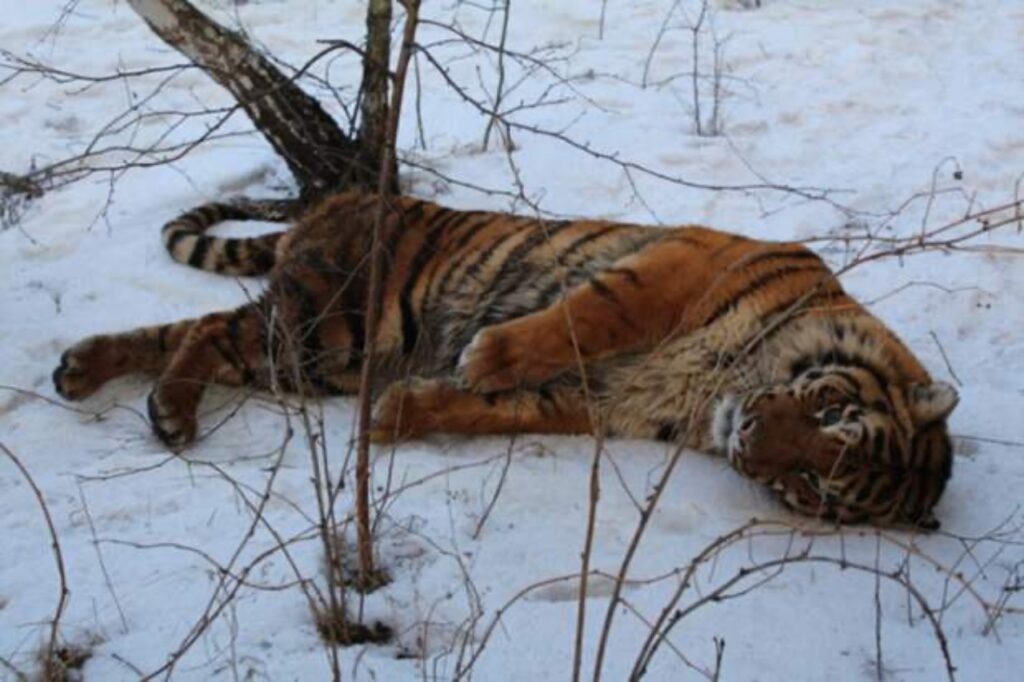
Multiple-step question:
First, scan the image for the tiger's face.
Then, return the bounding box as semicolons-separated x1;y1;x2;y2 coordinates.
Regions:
713;367;958;529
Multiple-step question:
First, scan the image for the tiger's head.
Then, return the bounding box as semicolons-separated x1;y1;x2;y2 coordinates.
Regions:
713;366;958;529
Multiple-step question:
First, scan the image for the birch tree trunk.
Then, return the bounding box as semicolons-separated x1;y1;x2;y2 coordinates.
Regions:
360;0;398;193
126;0;392;203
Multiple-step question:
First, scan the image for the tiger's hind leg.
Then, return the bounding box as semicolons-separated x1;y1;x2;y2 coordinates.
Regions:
56;298;363;447
145;302;273;446
369;378;594;444
54;318;195;401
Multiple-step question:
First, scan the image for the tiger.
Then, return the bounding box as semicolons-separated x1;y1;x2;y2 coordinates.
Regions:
53;191;959;528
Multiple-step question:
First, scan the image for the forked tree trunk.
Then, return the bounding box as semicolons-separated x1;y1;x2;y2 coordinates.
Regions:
125;0;413;646
126;0;396;203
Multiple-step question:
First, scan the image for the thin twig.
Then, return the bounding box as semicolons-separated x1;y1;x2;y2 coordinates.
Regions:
0;442;69;670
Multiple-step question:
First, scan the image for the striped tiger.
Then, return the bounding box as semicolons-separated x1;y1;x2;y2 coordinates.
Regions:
53;191;958;528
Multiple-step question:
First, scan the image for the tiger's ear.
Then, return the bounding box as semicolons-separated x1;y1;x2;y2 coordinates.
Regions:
907;381;959;426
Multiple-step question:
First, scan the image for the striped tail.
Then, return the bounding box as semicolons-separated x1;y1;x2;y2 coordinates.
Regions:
161;198;299;276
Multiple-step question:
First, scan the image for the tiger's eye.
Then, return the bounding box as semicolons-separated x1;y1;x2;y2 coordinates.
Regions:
820;406;843;426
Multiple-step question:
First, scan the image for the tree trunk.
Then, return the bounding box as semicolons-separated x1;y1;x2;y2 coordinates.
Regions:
126;0;386;203
359;0;399;194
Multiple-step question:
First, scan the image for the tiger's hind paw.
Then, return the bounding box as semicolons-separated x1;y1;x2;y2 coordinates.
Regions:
147;387;198;448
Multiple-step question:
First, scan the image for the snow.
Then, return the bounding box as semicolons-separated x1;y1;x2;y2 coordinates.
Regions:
1;1;1023;680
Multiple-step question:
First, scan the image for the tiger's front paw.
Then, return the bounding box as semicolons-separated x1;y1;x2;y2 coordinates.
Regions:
146;385;198;448
458;326;558;393
53;338;110;401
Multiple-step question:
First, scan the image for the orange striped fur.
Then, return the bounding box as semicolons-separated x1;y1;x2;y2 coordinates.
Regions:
54;191;957;527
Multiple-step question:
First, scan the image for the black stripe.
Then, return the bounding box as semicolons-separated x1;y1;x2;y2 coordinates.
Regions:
478;220;575;325
211;336;245;375
475;222;581;319
663;234;705;248
437;210;485;240
399;200;427;229
398;211;464;354
871;429;887;464
854;473;878;504
165;229;191;253
490;220;573;287
588;277;621;304
897;473;925;521
706;233;743;259
450;214;509;253
439;222;528;294
555;224;624;265
828;351;892;396
223;239;241;267
536;258;638;307
536;279;572;308
704;264;828;327
791;348;893;398
937;433;953;480
918;431;937;473
196;204;220;226
252;238;278;272
739;247;821;270
187;236;211;268
868;473;892;503
829;368;863;394
161;221;184;237
398;299;419;356
409;206;481;292
737;286;842;364
419;214;503;311
219;203;251;222
870;399;890;415
531;224;634;304
886;429;906;468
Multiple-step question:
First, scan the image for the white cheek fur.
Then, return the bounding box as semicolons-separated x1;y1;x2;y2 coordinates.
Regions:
712;394;739;452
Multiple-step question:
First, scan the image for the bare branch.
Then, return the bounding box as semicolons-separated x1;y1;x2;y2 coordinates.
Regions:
0;442;69;675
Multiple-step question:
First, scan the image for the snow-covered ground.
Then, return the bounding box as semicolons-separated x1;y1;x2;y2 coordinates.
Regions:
2;1;1023;679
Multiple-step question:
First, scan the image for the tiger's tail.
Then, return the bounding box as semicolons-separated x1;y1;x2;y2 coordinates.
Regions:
161;198;299;276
